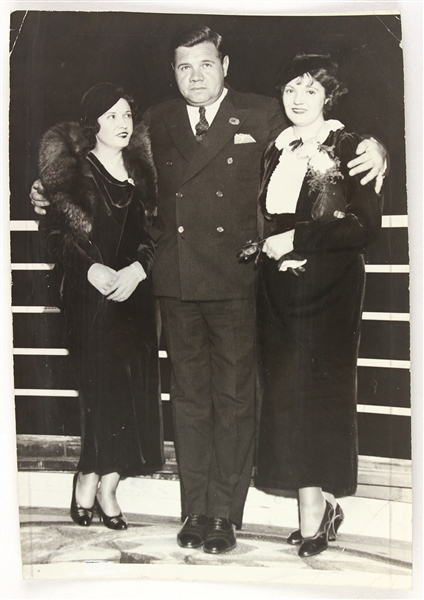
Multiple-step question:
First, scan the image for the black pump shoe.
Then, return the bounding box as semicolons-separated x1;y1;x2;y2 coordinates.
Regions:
298;500;334;558
70;473;95;527
289;502;344;545
95;497;128;530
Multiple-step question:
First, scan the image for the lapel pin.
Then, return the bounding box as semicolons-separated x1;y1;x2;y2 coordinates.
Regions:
229;117;240;125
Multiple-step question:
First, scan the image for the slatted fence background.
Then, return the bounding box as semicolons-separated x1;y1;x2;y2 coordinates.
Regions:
10;12;410;474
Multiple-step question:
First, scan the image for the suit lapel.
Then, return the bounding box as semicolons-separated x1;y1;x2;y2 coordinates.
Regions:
163;99;197;164
180;91;252;186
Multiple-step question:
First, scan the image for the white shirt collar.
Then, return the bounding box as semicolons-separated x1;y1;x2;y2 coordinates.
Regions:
274;119;345;151
186;87;228;135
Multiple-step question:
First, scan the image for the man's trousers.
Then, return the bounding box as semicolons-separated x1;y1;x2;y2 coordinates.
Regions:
160;297;256;528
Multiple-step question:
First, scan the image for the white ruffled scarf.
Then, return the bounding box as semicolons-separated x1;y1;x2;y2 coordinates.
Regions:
265;119;345;215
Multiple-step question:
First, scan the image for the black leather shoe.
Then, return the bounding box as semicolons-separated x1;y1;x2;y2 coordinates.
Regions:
287;529;302;545
203;517;236;554
70;473;95;527
298;501;334;558
177;514;208;548
95;498;128;530
328;502;344;541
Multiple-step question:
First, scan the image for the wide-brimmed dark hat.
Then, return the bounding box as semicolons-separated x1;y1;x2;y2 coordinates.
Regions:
277;54;335;88
80;82;126;127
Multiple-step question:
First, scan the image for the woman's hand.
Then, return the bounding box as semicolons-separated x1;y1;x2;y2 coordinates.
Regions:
347;138;387;186
105;262;147;302
87;263;117;295
263;230;295;261
30;180;50;215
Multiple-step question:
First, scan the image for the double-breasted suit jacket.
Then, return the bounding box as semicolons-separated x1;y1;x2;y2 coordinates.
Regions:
144;87;287;301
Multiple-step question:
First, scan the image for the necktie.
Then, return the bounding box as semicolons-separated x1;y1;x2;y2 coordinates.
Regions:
195;106;209;141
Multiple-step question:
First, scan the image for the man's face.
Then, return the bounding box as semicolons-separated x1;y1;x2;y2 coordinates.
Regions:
173;41;229;107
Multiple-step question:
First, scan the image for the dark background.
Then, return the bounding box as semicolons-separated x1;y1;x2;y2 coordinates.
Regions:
9;11;410;459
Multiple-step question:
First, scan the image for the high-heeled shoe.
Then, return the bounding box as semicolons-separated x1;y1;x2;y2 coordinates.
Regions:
95;497;128;530
298;500;334;558
289;502;344;545
70;473;95;527
328;502;344;541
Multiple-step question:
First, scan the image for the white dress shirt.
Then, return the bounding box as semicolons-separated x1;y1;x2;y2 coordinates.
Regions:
186;88;228;135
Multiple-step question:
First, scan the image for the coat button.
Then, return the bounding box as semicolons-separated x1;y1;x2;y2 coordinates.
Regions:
178;226;184;233
216;191;224;197
176;192;183;198
227;157;233;164
217;227;224;233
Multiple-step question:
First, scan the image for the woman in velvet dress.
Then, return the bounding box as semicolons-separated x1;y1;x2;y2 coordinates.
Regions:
39;83;164;529
254;55;383;557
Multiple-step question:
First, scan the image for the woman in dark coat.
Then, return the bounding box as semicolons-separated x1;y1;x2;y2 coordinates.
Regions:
254;55;383;557
39;83;164;529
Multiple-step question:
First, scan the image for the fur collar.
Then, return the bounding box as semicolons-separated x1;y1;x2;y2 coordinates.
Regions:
39;121;157;239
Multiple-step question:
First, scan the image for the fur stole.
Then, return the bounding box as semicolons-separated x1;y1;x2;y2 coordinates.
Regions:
38;121;157;240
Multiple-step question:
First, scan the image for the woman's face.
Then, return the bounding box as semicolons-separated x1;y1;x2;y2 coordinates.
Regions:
95;98;133;150
282;74;326;129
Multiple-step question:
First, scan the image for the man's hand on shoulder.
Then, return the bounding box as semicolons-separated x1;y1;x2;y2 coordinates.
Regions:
347;138;387;189
30;180;50;215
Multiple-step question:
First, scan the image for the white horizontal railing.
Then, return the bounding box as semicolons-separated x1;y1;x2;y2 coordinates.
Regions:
15;388;79;397
357;358;410;369
13;346;410;369
10;263;411;274
12;306;411;321
10;215;409;232
13;348;69;356
14;388;409;415
362;312;409;321
357;404;411;417
12;306;61;313
365;264;409;273
11;263;54;270
10;220;39;231
381;215;408;228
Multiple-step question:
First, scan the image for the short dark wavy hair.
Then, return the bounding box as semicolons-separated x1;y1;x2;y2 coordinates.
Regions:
80;86;138;152
170;25;226;64
278;54;348;113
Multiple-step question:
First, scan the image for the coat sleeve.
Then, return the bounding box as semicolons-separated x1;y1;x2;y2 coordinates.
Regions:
39;217;101;274
293;132;383;253
117;196;156;277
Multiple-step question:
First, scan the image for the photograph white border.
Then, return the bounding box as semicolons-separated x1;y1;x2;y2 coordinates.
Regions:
1;1;422;598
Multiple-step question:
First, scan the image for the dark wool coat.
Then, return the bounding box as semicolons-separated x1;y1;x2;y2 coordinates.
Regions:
38;122;164;476
255;128;383;496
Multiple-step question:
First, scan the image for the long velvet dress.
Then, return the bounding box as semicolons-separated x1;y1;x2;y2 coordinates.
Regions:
41;145;164;478
255;126;382;496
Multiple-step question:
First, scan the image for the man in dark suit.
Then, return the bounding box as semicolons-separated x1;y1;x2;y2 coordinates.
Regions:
30;25;386;554
143;26;287;555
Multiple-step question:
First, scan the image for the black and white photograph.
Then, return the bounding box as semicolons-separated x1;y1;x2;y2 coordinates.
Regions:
2;1;422;597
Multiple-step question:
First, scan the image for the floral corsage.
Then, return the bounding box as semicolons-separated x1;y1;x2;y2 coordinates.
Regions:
294;139;347;223
295;140;344;195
